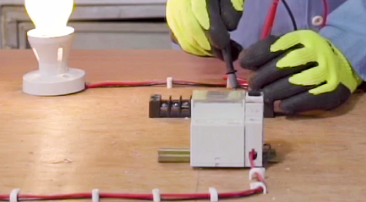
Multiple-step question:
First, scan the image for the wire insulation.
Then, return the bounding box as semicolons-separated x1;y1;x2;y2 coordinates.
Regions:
261;0;329;38
86;77;249;89
261;0;280;39
282;0;297;30
321;0;328;27
0;151;264;201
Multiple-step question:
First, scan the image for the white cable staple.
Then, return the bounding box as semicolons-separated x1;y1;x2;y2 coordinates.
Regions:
167;77;173;89
92;189;99;202
249;168;266;180
209;187;218;201
152;188;160;202
10;188;20;202
250;182;267;194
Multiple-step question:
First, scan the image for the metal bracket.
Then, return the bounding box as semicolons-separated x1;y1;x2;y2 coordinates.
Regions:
157;145;279;165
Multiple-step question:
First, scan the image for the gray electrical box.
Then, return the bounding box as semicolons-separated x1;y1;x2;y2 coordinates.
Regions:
190;90;264;168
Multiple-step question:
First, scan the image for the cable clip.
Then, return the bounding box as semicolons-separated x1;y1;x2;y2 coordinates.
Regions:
209;187;218;201
152;188;160;202
92;189;99;202
167;77;173;89
250;182;267;194
249;168;265;180
10;188;20;202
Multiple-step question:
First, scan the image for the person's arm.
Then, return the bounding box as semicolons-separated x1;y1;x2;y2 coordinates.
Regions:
319;0;366;81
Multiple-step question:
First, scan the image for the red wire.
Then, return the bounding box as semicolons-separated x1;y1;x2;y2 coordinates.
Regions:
0;188;263;200
261;0;281;39
321;0;328;27
249;150;267;185
0;151;264;201
86;77;249;89
86;81;166;88
262;0;329;39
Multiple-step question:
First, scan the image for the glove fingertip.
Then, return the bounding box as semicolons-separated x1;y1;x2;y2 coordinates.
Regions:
238;49;258;70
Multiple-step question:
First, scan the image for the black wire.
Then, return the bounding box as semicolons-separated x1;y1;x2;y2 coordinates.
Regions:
282;0;297;30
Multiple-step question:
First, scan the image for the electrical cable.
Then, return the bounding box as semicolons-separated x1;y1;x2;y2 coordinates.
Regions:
85;77;249;89
281;0;297;30
249;150;266;185
0;151;264;201
0;188;263;201
321;0;328;27
261;0;329;39
261;0;280;39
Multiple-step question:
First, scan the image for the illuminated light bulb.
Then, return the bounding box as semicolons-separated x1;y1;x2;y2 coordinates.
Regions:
23;0;85;96
25;0;74;36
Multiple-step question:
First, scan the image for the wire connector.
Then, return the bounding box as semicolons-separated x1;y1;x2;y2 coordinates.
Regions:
250;182;267;194
249;168;266;180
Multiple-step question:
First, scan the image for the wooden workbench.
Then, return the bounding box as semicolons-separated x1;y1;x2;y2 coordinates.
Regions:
0;50;365;202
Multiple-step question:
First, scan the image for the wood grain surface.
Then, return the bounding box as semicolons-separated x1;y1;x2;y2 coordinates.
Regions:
0;50;365;202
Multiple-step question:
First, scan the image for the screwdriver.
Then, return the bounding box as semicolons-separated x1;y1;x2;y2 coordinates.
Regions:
222;46;239;89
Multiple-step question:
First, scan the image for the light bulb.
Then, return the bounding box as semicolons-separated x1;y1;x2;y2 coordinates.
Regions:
25;0;74;36
23;0;85;96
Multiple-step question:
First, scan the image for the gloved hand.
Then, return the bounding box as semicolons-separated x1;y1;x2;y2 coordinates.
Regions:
166;0;244;61
239;30;363;114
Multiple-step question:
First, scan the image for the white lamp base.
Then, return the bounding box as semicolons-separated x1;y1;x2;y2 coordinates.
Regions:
23;68;85;96
23;27;86;96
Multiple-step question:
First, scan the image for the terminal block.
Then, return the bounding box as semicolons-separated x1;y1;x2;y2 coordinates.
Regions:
149;94;191;118
149;91;275;118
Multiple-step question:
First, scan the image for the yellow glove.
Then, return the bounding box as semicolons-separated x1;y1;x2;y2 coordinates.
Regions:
239;30;363;114
166;0;244;60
